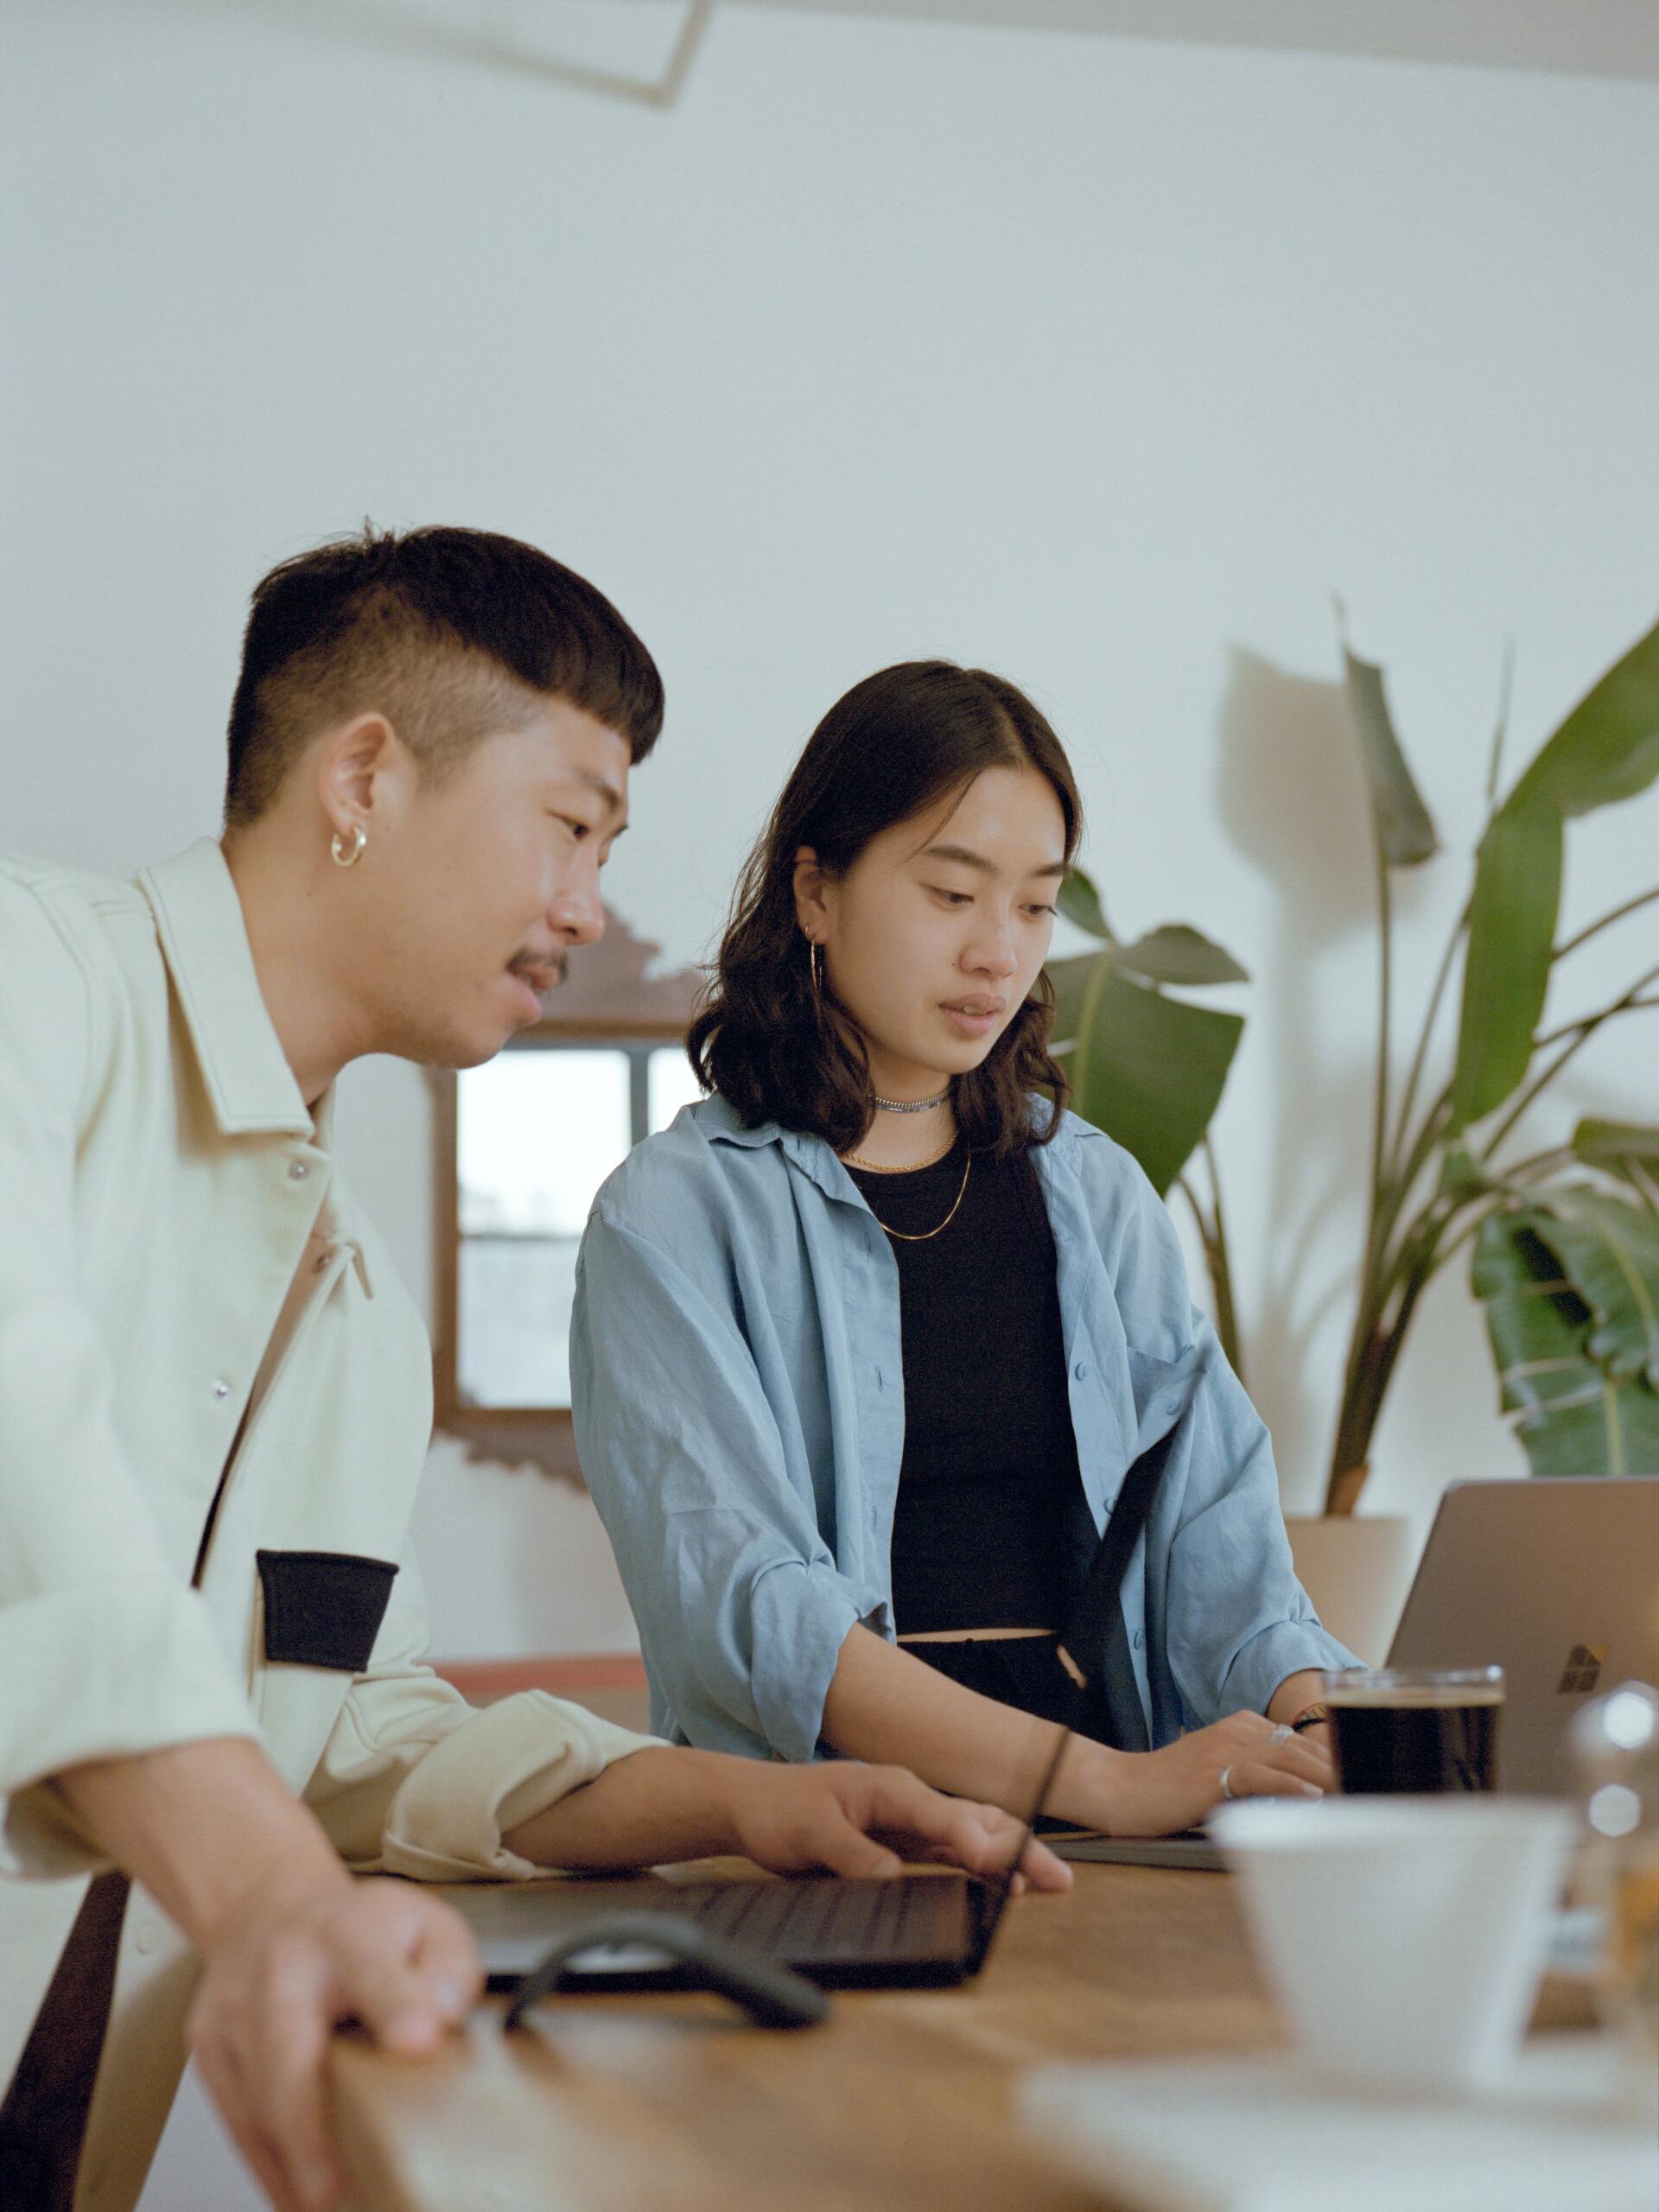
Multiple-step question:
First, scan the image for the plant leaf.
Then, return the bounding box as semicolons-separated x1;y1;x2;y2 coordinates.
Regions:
1529;1186;1659;1387
1507;613;1659;819
1045;953;1095;1055
1513;1386;1659;1478
1058;866;1114;942
1448;614;1659;1134
1471;1210;1659;1477
1343;648;1440;867
1449;803;1563;1130
1572;1119;1659;1168
1058;957;1243;1197
1439;1143;1491;1203
1115;925;1250;988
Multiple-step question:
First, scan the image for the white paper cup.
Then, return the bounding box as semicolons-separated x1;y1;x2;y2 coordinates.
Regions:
1211;1796;1576;2092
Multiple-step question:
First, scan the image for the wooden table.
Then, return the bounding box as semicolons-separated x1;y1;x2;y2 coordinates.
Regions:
331;1861;1593;2212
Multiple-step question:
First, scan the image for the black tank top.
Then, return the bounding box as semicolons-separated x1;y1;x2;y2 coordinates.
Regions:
845;1136;1081;1634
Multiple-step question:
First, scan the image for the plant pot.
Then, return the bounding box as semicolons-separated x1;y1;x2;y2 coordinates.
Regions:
1283;1513;1419;1669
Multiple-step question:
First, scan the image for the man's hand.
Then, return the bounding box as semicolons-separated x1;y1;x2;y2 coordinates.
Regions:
54;1738;482;2212
722;1758;1071;1891
186;1876;480;2212
505;1742;1069;1891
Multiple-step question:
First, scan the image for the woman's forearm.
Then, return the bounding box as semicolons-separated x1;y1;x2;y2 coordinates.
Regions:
1268;1669;1327;1726
819;1623;1112;1823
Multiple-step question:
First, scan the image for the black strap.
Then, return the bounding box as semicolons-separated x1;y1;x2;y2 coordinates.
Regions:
1057;1445;1166;1754
505;1913;829;2031
0;1870;132;2210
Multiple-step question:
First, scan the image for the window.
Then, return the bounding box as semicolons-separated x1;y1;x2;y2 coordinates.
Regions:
432;910;703;1478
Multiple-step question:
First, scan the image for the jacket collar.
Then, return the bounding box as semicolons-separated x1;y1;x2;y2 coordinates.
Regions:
137;839;315;1139
696;1092;849;1201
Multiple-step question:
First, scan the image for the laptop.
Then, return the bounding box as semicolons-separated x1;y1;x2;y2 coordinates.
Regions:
1386;1476;1659;1795
1056;1474;1659;1862
459;1719;1071;1999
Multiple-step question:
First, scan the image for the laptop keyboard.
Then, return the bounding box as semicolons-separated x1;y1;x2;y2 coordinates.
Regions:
594;1875;944;1960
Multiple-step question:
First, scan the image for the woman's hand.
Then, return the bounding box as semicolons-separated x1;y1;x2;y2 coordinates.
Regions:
724;1758;1072;1891
1065;1711;1332;1838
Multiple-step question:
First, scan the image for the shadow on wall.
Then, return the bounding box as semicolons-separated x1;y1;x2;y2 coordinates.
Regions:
1212;649;1429;1495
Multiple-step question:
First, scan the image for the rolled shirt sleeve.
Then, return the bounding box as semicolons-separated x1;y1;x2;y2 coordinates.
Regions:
0;878;258;1879
573;1211;865;1764
302;1550;663;1879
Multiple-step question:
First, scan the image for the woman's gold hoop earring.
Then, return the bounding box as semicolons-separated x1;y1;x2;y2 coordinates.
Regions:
330;823;367;869
809;941;823;993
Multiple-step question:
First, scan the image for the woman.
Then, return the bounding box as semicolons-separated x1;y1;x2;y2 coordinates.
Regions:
572;662;1353;1835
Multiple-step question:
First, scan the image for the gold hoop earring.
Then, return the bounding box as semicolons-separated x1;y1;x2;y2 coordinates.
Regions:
330;823;366;869
809;941;823;993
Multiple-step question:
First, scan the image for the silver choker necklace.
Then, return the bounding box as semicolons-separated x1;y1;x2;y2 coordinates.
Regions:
873;1087;950;1115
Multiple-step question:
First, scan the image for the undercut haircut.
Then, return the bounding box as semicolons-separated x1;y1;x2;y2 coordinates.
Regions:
224;524;663;829
689;660;1084;1160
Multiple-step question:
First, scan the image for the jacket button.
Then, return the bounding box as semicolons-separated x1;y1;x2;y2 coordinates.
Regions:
212;1379;230;1400
289;1158;309;1182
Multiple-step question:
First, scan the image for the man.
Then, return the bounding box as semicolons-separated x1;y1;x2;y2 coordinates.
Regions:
0;527;1064;2212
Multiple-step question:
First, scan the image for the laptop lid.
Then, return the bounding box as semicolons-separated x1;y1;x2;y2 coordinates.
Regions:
1385;1478;1659;1795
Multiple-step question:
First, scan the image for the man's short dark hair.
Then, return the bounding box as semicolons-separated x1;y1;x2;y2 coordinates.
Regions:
224;524;663;828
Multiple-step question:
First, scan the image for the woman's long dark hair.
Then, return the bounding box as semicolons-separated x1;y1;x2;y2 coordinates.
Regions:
689;661;1084;1159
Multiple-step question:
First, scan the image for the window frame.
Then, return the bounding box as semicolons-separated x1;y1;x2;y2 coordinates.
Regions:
432;1014;690;1480
430;904;702;1481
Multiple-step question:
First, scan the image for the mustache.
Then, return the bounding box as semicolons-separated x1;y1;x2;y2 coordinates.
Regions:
510;952;569;989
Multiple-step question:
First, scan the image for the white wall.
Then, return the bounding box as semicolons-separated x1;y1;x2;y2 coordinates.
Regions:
6;0;1657;1589
5;5;1656;2204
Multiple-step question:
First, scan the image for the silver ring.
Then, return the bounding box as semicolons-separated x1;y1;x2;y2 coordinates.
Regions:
1268;1724;1294;1747
1217;1765;1235;1801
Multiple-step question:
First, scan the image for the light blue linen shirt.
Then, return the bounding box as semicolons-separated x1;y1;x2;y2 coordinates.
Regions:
571;1093;1355;1762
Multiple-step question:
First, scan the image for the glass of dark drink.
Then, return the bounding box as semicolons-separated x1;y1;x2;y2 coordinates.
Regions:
1325;1666;1505;1794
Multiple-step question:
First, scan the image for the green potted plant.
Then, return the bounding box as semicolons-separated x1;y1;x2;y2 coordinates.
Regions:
1052;614;1659;1647
1313;613;1659;1511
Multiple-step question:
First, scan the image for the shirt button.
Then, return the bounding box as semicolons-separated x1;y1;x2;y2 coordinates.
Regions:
134;1920;159;1955
212;1379;230;1400
1133;1629;1146;1651
289;1159;309;1182
1073;1359;1090;1381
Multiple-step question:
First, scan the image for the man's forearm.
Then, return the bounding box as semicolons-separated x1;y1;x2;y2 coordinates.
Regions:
54;1737;349;1951
501;1745;748;1867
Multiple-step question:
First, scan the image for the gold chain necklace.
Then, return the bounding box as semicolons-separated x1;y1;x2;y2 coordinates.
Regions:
843;1134;957;1173
849;1150;973;1243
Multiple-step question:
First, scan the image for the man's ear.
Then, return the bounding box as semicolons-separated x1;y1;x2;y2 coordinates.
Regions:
792;846;830;941
316;712;404;843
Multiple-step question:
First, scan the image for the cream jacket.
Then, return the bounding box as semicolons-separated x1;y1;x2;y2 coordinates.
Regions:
0;840;653;2212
